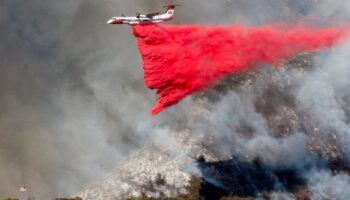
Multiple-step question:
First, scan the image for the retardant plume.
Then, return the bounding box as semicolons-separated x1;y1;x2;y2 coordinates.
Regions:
133;24;349;115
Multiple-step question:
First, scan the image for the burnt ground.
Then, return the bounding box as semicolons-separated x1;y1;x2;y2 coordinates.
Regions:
197;156;307;200
196;156;350;200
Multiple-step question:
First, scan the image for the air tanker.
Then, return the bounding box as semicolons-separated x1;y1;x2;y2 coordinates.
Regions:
107;4;178;25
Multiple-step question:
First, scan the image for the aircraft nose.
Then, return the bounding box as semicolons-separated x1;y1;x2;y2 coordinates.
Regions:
107;19;115;24
107;19;124;24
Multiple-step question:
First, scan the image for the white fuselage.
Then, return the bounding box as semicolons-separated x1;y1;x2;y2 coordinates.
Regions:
107;9;174;25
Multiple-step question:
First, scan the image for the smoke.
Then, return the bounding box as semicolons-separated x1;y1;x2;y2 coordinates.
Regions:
295;39;350;160
307;170;350;199
2;0;350;199
0;0;169;199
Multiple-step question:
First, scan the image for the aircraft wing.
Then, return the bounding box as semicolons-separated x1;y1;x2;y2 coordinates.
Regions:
145;12;161;18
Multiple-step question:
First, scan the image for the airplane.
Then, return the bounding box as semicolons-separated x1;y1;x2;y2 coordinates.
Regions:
107;4;179;25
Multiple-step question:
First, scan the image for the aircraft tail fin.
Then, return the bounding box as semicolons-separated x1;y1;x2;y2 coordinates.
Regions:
164;4;180;11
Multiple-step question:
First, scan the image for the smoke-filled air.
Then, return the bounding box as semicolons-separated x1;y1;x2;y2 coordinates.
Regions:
134;24;349;114
3;0;350;200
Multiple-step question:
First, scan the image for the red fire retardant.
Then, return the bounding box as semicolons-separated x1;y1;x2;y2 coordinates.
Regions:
133;24;348;115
